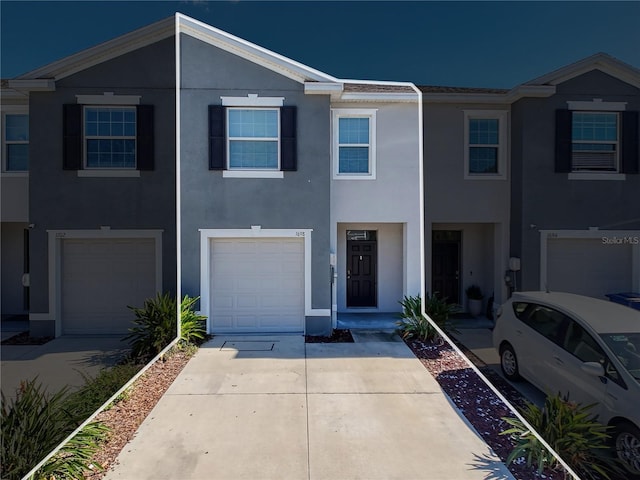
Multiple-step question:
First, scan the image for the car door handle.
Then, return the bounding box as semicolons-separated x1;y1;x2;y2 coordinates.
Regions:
515;330;522;335
553;356;564;365
607;392;618;401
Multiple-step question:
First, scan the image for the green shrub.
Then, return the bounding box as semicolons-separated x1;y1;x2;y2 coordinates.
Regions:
33;421;109;480
63;363;143;418
396;294;458;342
501;393;623;479
124;292;177;361
179;295;207;345
124;293;208;362
0;379;102;480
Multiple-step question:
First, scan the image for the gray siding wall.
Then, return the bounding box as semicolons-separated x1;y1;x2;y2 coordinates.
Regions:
29;37;177;321
511;70;640;290
179;35;331;317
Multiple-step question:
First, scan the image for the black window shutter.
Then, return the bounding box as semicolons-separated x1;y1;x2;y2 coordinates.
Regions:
280;106;297;171
136;105;154;171
209;105;225;170
621;111;639;174
63;104;82;170
555;109;572;173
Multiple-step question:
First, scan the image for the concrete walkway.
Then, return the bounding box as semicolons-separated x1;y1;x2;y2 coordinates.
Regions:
1;336;130;401
104;335;514;480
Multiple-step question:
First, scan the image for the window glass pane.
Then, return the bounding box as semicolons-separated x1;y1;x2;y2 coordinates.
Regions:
229;140;278;169
6;115;29;141
228;109;278;138
470;118;498;145
84;107;136;168
469;147;498;173
522;305;566;345
572;112;617;141
6;144;29;171
339;146;369;173
339;117;369;144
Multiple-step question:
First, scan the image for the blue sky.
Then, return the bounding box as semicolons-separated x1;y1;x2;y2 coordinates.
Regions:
1;1;639;88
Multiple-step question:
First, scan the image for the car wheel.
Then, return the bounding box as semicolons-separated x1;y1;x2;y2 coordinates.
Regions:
500;343;521;381
614;422;640;478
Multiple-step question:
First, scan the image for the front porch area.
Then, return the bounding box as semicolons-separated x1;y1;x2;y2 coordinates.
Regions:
336;312;399;331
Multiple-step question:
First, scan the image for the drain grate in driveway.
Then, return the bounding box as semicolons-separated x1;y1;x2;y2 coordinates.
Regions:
220;341;275;352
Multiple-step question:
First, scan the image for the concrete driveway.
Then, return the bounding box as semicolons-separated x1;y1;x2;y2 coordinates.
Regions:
104;335;514;480
1;336;131;401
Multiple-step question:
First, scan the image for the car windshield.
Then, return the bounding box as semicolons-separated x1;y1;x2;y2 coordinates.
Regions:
601;333;640;381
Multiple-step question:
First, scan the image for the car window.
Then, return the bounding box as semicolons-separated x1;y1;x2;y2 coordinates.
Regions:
601;333;640;383
565;321;626;388
512;302;529;319
521;304;567;345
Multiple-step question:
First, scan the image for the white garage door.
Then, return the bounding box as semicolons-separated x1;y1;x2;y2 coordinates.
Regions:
547;238;632;300
62;238;156;335
210;238;304;333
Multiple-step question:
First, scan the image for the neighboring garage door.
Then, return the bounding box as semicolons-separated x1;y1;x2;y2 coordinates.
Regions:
546;237;632;300
62;238;156;335
210;238;304;333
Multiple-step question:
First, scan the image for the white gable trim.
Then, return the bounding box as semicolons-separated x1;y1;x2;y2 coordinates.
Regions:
524;53;640;89
177;13;337;84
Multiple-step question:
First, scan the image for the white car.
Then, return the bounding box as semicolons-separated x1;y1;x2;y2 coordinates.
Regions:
492;291;640;477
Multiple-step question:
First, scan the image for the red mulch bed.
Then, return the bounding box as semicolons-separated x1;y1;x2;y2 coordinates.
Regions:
406;337;566;480
305;328;354;343
1;331;54;345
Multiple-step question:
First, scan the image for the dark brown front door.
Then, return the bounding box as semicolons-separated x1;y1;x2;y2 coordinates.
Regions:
432;230;461;304
347;230;377;307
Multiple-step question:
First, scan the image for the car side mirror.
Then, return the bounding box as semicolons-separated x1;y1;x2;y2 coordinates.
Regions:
581;361;605;377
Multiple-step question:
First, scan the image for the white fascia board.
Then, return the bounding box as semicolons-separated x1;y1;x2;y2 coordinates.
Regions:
304;82;344;95
525;55;640;89
6;79;55;91
18;17;175;81
177;13;338;84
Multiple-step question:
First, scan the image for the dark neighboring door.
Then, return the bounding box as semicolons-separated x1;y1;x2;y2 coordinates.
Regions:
347;231;377;307
432;231;461;304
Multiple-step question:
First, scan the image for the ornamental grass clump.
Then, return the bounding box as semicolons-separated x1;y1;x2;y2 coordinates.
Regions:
124;293;207;362
501;393;624;480
396;293;458;342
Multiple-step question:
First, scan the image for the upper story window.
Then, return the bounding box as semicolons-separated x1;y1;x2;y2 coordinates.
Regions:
210;95;296;178
3;113;29;172
85;107;136;169
556;101;638;179
63;94;153;177
463;110;508;180
227;108;279;170
571;112;618;172
332;109;377;180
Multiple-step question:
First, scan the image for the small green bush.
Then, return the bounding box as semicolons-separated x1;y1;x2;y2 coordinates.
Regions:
124;292;177;361
124;293;207;362
179;295;207;345
63;363;143;418
1;378;109;480
501;393;623;479
396;294;458;342
33;421;109;480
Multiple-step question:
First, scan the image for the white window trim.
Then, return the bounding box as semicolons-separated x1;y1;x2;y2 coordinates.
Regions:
567;99;627;112
76;93;141;105
567;101;624;176
539;229;640;294
77;169;141;178
221;94;284;107
2;107;29;174
332;108;377;180
222;170;283;179
463;110;508;180
198;227;330;334
83;105;137;171
226;106;280;172
43;229;163;337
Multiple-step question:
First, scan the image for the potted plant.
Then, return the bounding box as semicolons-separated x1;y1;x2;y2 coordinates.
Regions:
465;284;484;317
